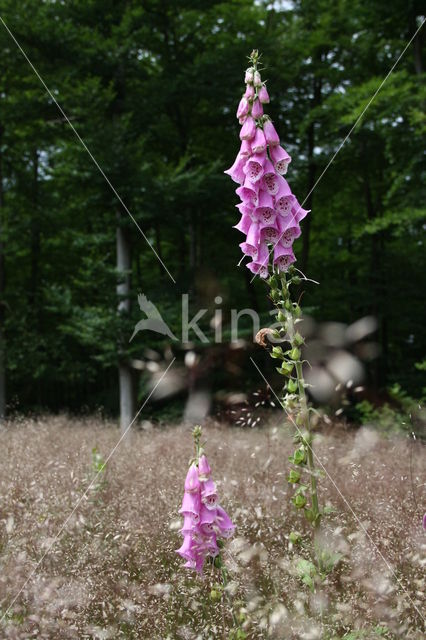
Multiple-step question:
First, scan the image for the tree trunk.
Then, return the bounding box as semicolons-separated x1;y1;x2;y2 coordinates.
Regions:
117;213;135;433
0;124;5;419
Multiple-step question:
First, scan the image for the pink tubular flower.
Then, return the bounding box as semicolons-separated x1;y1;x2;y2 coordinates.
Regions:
251;127;267;154
273;244;296;272
224;154;246;184
236;96;249;119
216;506;236;538
234;212;252;235
263;119;280;147
244;152;266;184
201;478;218;509
239;139;252;157
253;190;275;225
270;144;292;174
280;224;301;248
236;176;260;207
227;54;310;278
244;84;255;99
276;193;296;217
258;84;270;103
198;454;211;477
240;115;256;141
246;259;269;279
184;464;200;493
251;97;263;119
177;447;235;574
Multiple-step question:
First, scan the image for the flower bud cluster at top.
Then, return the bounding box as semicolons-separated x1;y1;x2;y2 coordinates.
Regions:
225;50;310;279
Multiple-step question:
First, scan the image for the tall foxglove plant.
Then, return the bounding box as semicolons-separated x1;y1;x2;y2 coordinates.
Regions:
225;50;324;565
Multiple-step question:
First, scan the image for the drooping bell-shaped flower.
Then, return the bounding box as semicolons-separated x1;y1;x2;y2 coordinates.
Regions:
198;454;211;478
200;505;217;534
239;139;252;158
240;221;261;259
253;190;275;225
184;464;200;493
280;224;301;248
180;490;201;521
262;158;281;195
251;97;263;119
291;201;310;223
234;212;253;235
253;70;262;87
273;244;296;272
258;84;270;103
263;118;280;147
236;176;260;207
246;259;269;279
270;144;292;174
215;506;235;538
201;478;218;510
276;193;296;217
236;96;249;119
244;84;255;99
240;115;256;141
176;534;195;562
224;154;246;184
261;222;280;243
181;513;197;534
251;127;267;154
244;152;266;184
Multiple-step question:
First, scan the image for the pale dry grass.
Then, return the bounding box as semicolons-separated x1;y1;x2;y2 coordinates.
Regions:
0;416;424;639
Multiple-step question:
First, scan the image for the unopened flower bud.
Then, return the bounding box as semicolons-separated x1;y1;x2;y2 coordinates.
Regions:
258;84;270;103
245;67;254;83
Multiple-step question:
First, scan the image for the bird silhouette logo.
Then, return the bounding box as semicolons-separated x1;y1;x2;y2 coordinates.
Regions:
129;293;178;342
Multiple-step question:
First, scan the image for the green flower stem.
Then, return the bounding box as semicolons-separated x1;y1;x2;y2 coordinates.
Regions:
274;272;321;530
220;565;238;628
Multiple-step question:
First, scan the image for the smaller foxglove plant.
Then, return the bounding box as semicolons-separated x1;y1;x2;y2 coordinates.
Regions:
176;426;235;574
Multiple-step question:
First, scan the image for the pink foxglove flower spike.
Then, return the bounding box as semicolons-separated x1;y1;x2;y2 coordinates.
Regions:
225;49;308;278
176;426;235;575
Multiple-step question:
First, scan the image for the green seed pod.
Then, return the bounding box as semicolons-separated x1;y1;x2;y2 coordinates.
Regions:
287;379;298;393
288;469;301;483
293;332;304;346
290;347;301;361
271;346;284;359
293;447;306;465
292;493;307;509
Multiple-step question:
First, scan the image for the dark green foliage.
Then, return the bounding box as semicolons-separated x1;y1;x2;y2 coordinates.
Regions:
0;0;424;414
